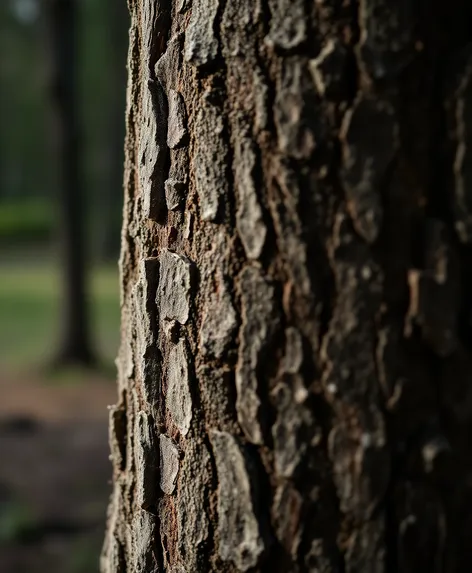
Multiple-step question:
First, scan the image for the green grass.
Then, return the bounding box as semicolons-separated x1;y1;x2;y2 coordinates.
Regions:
0;200;53;244
0;258;120;372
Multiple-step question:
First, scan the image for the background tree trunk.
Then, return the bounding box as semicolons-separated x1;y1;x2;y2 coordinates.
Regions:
48;0;95;366
103;1;472;571
98;0;129;262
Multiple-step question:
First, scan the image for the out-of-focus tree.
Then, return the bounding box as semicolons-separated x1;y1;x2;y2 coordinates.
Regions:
47;0;94;366
99;0;128;261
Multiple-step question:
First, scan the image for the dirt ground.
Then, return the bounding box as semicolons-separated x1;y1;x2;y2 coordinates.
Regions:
0;372;117;573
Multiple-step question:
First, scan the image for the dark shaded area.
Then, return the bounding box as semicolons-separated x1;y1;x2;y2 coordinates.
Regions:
0;373;116;573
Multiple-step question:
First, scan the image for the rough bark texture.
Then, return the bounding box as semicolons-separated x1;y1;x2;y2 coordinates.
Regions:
103;1;472;571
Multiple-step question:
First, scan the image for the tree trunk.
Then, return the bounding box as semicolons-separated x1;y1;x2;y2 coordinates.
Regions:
102;1;472;571
48;0;95;366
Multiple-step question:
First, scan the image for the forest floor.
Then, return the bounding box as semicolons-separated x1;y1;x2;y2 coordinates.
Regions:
0;254;120;572
0;370;116;573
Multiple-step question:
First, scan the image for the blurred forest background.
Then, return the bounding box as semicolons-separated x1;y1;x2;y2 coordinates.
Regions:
0;0;127;571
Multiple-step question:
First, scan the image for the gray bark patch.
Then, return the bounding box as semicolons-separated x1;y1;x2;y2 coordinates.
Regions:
199;272;237;359
130;511;159;572
235;136;267;260
236;266;277;444
139;79;168;221
167;90;188;149
194;95;229;221
159;434;180;495
166;338;193;435
157;249;193;325
210;430;265;571
155;34;183;91
135;411;159;511
165;179;186;211
133;258;160;407
177;440;210;570
184;0;220;67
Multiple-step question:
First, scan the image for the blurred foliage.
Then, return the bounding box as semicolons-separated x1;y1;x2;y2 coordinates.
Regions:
67;536;102;573
0;498;37;544
0;259;120;369
0;199;53;244
0;0;128;259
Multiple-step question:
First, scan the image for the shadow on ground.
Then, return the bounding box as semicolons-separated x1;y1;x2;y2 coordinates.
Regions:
0;371;116;573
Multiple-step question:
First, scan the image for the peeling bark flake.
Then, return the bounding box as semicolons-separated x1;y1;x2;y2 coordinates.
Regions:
139;0;171;70
159;434;180;495
210;430;265;571
155;34;183;91
165;178;186;211
135;411;159;511
235;136;267;260
133;258;160;407
236;266;278;444
157;250;193;325
130;511;159;572
166;338;193;435
184;0;220;68
167;89;188;149
139;79;168;221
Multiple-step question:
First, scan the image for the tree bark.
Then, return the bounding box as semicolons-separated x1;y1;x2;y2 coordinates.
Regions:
48;0;95;366
102;1;472;571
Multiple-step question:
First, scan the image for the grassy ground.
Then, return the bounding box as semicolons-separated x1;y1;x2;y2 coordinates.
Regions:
0;252;120;572
0;255;120;373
